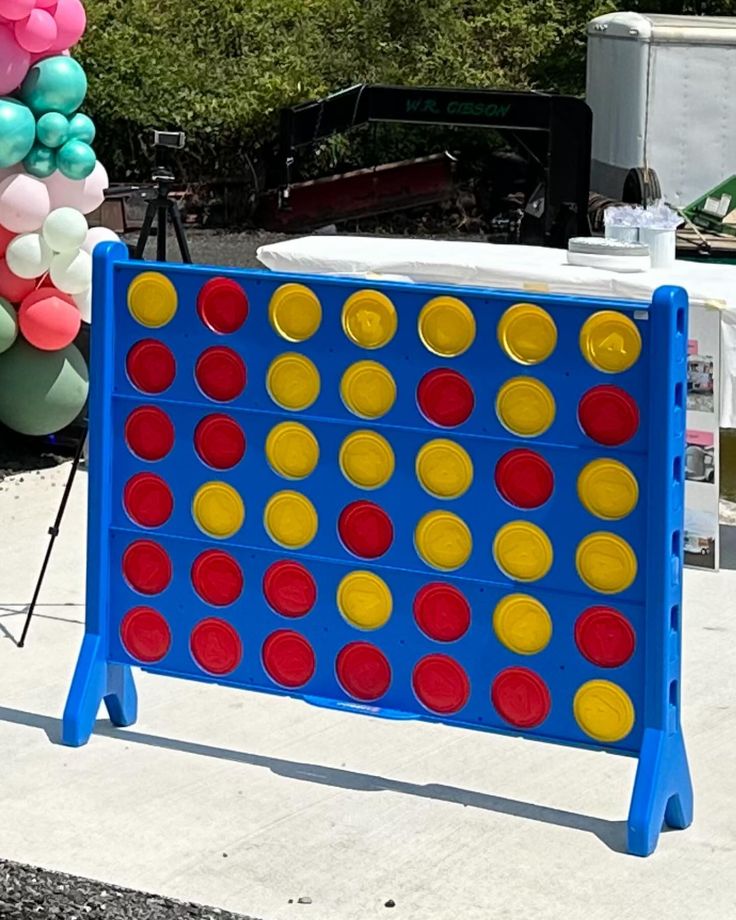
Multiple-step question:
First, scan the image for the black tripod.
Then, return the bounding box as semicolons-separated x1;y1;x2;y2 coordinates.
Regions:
133;167;192;263
18;426;88;647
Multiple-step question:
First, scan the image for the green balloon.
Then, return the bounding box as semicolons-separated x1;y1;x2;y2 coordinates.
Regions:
0;297;18;355
37;111;70;149
68;112;95;144
0;339;88;436
0;97;36;168
24;143;57;178
57;139;96;180
19;56;88;117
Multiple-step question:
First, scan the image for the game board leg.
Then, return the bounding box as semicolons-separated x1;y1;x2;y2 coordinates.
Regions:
62;636;139;746
627;727;693;856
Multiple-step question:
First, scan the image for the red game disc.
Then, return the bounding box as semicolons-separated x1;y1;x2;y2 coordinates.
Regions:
417;368;475;427
123;473;173;528
120;606;171;662
495;448;554;509
578;385;640;446
262;630;316;688
194;414;246;469
263;560;317;617
124;406;175;461
491;667;551;728
412;654;470;714
197;277;249;334
338;501;394;559
195;346;247;402
126;339;176;394
190;617;243;675
413;583;471;642
191;549;243;606
336;642;392;701
122;540;172;595
575;606;636;668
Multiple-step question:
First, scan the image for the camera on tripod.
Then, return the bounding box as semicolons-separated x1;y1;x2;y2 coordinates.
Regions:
149;129;187;151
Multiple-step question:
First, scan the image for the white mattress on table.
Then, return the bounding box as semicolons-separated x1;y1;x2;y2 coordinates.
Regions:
258;235;736;427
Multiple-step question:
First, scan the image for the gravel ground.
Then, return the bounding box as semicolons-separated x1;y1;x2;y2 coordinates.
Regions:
0;860;260;920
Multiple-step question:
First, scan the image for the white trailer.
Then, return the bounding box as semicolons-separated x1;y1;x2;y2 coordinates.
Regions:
586;11;736;208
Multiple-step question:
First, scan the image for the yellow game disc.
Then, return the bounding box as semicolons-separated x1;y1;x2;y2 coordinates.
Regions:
264;490;318;549
267;353;321;411
573;680;635;743
494;521;553;582
415;510;472;571
339;430;395;490
580;311;642;374
266;422;320;480
418;296;476;357
342;290;397;349
340;361;397;419
268;283;322;341
415;439;473;499
576;532;638;594
577;459;639;521
127;271;177;327
337;570;393;630
497;303;557;365
192;481;244;539
493;593;552;655
496;377;556;437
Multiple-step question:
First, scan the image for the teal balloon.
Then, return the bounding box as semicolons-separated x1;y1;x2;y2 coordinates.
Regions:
19;56;88;117
36;111;70;149
0;297;18;355
24;143;57;178
68;112;95;144
57;139;96;180
0;97;36;168
0;339;89;436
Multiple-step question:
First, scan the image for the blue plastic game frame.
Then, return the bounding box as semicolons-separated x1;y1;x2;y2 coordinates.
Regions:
63;242;693;856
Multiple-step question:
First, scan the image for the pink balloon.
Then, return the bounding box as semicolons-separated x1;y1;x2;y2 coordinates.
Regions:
0;22;31;94
15;9;58;53
0;256;36;302
45;160;108;215
19;285;81;350
0;224;15;259
0;0;35;22
48;0;85;53
37;0;58;7
0;174;51;232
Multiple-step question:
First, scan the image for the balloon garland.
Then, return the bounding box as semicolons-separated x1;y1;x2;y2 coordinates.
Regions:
0;0;118;436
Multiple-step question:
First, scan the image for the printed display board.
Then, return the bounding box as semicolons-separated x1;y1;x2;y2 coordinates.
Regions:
63;243;693;856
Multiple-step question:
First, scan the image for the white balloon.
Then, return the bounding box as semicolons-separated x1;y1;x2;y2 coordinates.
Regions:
44;161;109;215
49;248;92;294
72;285;91;323
42;207;88;253
0;174;51;233
5;232;53;278
82;225;121;255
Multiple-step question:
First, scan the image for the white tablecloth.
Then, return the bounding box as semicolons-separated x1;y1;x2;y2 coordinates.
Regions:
258;236;736;427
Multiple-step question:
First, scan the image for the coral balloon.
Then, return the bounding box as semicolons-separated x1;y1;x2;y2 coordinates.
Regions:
19;54;87;115
43;206;87;252
48;0;86;53
24;142;56;177
0;295;17;353
57;138;95;179
15;9;58;53
44;159;107;213
6;230;52;278
36;111;69;148
0;1;34;22
19;285;81;350
81;225;120;255
0;255;36;301
0;338;88;435
0;224;14;258
49;247;91;293
0;23;31;95
0;172;51;231
0;97;36;168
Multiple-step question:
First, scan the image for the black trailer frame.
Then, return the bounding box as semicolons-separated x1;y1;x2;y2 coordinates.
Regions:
277;83;592;245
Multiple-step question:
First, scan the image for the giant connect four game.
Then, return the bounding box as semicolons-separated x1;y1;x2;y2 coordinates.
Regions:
63;242;693;855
